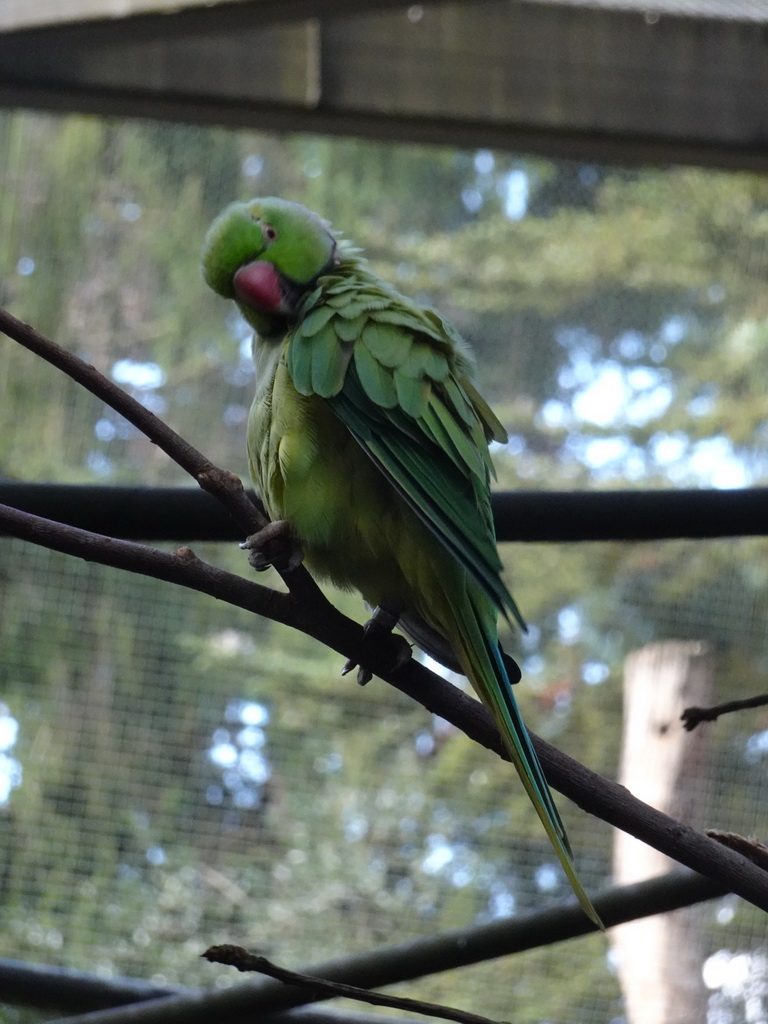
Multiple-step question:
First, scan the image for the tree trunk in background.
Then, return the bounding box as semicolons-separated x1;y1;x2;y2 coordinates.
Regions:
613;640;714;1024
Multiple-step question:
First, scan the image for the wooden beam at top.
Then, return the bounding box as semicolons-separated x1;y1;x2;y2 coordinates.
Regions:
0;0;436;38
0;0;228;33
1;0;768;172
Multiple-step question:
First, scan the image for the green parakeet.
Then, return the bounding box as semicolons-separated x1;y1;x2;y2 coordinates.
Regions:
202;197;600;927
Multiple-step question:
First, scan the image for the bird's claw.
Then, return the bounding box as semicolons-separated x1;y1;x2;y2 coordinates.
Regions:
342;606;411;686
241;520;304;573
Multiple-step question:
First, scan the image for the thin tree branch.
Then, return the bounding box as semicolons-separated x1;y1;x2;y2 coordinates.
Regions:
202;947;506;1024
681;693;768;730
706;831;768;872
0;306;326;604
0;310;250;516
0;501;409;679
0;505;288;619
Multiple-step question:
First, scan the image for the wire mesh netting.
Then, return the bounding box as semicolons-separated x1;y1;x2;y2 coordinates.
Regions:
2;109;768;1023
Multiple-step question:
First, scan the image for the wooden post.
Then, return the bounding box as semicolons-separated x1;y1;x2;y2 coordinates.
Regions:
612;640;714;1024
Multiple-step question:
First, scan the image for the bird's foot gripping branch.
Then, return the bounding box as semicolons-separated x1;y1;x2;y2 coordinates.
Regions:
341;604;412;686
241;518;304;572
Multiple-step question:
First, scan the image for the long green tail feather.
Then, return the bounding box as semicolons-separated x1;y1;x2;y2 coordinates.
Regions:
454;594;603;929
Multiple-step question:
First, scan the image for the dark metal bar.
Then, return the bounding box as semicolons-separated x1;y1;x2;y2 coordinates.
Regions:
0;483;247;544
0;959;188;1013
0;957;412;1024
1;483;766;544
492;486;768;542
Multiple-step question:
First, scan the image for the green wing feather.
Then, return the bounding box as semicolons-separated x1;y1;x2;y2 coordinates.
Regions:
362;321;412;367
396;372;433;422
299;305;336;336
424;396;488;480
330;365;525;630
311;325;353;396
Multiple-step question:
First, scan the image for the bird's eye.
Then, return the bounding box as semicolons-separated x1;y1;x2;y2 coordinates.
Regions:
264;225;278;241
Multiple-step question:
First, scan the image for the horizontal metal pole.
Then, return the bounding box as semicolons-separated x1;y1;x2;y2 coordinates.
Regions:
1;483;766;544
0;958;411;1024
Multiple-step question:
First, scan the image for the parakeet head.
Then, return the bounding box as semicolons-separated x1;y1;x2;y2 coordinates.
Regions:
202;197;338;336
